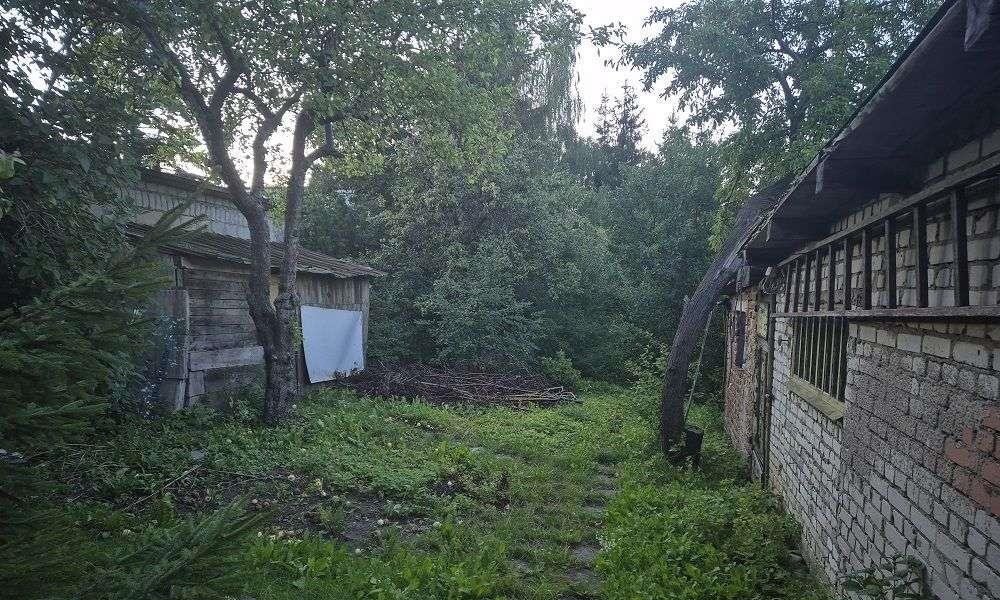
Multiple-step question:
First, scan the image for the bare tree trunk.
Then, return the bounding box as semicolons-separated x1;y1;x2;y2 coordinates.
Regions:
659;180;788;456
120;4;320;425
260;112;316;424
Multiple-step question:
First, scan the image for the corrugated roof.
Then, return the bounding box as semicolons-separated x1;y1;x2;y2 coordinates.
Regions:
126;223;384;279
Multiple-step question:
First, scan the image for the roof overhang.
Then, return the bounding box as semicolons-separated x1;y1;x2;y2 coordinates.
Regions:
126;223;385;279
747;0;1000;265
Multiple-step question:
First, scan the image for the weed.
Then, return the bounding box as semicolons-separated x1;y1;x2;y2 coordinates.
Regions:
3;385;826;599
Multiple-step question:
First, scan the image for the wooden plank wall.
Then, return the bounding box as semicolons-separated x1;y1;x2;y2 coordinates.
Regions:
170;255;372;405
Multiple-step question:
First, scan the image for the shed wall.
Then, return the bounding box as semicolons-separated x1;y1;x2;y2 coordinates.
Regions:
724;289;759;460
146;255;372;408
724;127;1000;599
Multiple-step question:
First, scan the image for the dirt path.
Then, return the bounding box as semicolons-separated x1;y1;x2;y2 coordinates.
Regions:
561;462;617;598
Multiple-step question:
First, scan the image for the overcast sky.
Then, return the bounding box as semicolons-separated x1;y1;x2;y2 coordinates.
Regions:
571;0;683;150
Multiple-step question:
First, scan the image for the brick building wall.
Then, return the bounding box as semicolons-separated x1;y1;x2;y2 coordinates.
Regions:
724;289;758;459
723;127;1000;598
768;316;1000;599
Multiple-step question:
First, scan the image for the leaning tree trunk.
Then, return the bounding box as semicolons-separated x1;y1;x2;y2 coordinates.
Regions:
659;180;788;457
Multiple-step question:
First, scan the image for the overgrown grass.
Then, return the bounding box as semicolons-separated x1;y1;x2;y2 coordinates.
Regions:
1;383;826;599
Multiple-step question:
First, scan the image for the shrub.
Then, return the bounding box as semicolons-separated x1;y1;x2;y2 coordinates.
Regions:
540;350;583;390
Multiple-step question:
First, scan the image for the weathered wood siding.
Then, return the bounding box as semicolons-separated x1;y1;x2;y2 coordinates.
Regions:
154;255;372;406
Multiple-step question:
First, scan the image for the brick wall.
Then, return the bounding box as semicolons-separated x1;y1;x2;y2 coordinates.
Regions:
789;127;1000;312
724;289;758;459
723;129;1000;598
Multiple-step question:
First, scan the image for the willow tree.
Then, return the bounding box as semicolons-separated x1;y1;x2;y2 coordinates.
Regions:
43;0;577;424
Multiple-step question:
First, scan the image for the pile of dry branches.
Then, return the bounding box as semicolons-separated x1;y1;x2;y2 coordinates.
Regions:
338;362;577;408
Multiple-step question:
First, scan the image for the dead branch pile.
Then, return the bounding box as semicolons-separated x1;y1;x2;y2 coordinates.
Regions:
338;362;577;408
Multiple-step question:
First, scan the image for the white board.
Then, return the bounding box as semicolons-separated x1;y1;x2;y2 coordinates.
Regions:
300;306;364;383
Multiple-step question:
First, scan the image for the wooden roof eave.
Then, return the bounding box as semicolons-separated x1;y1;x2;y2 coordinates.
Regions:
746;0;1000;266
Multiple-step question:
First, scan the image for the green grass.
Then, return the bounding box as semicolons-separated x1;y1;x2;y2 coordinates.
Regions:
1;383;827;599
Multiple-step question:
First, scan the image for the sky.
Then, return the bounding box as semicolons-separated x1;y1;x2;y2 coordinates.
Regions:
571;0;683;151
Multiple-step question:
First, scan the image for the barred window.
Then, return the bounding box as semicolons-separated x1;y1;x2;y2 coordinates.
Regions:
790;317;848;418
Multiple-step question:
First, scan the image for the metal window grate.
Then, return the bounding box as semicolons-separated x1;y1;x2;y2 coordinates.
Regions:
791;317;848;400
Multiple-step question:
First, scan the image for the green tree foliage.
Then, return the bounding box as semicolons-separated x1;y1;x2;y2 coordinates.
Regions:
302;70;721;380
1;6;160;307
1;5;195;446
620;0;938;216
591;86;650;190
603;128;721;342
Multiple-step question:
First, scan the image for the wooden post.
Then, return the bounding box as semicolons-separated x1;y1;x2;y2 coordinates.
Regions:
843;238;853;310
827;318;839;395
784;262;793;313
803;254;812;311
885;217;897;309
814;249;823;311
819;317;829;392
834;320;845;399
803;317;816;379
792;259;801;312
827;244;836;310
862;227;873;310
913;204;929;307
951;189;969;307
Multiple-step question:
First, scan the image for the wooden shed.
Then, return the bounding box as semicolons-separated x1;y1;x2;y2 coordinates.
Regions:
126;169;383;410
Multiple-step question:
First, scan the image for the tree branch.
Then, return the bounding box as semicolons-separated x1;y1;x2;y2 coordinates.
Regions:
242;86;306;195
205;14;246;114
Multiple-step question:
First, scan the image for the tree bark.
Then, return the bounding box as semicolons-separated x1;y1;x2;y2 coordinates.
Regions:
261;111;319;424
659;180;788;456
118;3;329;425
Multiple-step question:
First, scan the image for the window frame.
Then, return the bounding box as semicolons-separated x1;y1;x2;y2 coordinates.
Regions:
789;316;848;420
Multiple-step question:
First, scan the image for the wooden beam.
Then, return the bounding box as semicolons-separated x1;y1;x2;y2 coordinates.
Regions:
966;0;1000;50
814;250;823;311
792;259;801;313
803;254;813;311
951;189;970;307
843;238;853;310
767;217;828;243
835;320;846;400
861;228;873;310
783;263;793;313
885;217;897;309
803;319;817;380
827;244;836;310
913;204;929;307
773;305;1000;320
776;154;1000;267
820;317;829;393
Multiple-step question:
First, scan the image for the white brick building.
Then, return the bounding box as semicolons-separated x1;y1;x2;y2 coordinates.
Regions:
723;2;1000;598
